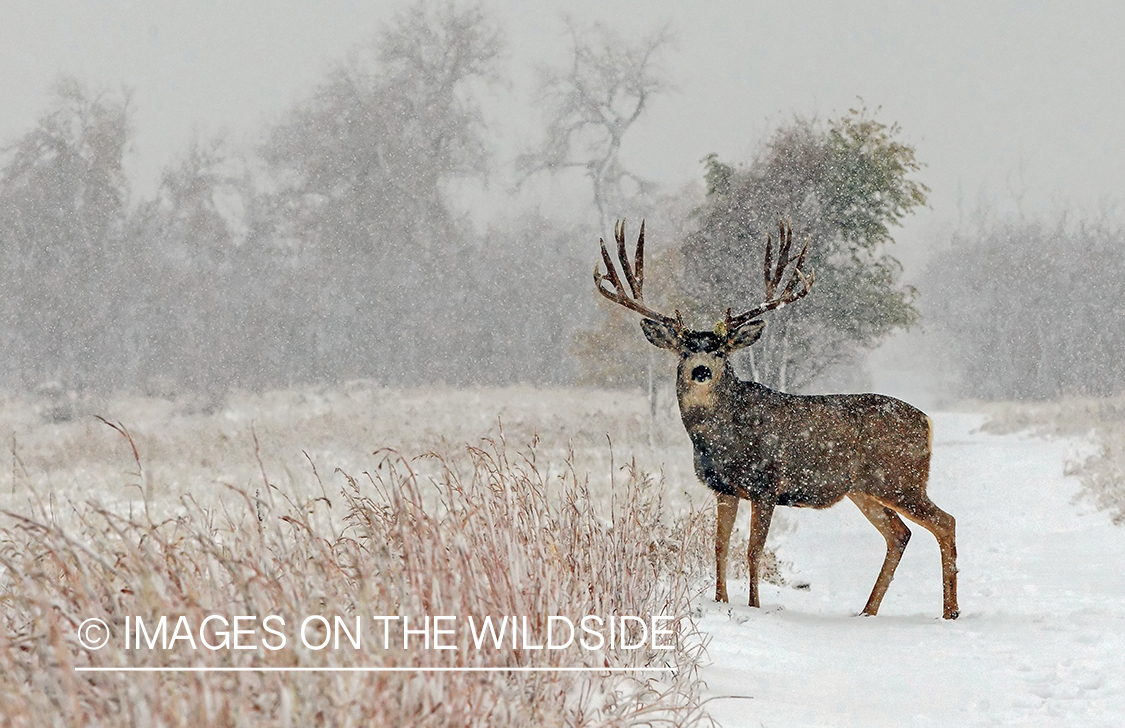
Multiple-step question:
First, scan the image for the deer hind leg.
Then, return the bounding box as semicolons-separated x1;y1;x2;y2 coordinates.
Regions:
878;494;959;620
746;498;776;608
849;492;912;616
715;493;739;603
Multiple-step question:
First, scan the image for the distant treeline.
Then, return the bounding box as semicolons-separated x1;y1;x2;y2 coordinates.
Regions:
2;3;1121;405
924;215;1125;400
0;9;591;401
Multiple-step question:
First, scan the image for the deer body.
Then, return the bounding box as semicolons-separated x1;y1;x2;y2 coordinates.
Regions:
598;221;959;620
678;362;931;509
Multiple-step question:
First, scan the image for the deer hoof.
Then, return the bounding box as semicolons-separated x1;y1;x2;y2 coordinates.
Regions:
943;609;960;620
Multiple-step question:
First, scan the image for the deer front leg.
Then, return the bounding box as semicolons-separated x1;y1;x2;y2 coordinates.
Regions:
715;493;740;602
746;497;776;608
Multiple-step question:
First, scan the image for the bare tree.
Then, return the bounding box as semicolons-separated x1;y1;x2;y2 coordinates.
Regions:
266;0;502;261
0;78;131;391
262;0;504;384
519;19;674;232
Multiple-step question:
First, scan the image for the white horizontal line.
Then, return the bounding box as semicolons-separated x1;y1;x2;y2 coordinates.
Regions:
75;666;676;673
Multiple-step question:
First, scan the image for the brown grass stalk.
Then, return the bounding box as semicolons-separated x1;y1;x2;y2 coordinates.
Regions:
0;430;715;727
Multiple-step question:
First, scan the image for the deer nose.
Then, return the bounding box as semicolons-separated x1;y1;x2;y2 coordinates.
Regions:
691;365;713;383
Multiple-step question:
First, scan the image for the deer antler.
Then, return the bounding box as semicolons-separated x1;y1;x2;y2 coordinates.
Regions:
726;218;816;330
594;220;684;331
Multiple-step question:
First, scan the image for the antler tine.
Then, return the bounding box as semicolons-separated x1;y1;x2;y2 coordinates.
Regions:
778;235;813;299
790;228;810;272
727;221;815;329
635;219;645;299
775;218;793;277
763;229;774;299
616;220;640;299
593;219;680;329
598;236;624;294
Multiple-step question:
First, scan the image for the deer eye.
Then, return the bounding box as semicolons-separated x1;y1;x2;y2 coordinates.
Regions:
691;365;713;383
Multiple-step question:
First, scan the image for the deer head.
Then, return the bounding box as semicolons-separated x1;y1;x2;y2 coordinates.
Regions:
594;219;815;403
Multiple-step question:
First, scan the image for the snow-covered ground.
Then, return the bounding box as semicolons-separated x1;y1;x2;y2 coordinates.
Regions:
698;412;1125;727
4;387;1121;725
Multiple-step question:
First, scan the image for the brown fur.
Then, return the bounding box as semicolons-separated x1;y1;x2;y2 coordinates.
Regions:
673;349;959;620
600;220;958;619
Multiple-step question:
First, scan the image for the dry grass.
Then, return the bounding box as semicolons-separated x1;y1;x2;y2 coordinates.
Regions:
0;383;698;518
979;396;1125;523
0;384;739;726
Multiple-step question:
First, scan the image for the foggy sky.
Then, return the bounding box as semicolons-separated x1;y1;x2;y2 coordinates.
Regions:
2;0;1123;254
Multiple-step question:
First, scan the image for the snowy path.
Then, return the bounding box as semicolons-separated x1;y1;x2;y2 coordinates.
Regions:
697;413;1125;727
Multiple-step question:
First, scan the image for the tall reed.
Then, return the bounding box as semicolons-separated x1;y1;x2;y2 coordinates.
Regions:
0;428;715;726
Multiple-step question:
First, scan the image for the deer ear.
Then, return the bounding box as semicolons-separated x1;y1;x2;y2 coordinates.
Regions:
726;320;765;351
640;319;681;351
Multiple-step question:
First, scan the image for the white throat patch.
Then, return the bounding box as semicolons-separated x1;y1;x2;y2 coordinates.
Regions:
679;355;722;411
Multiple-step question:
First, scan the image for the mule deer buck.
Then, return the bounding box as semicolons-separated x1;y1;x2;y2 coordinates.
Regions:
595;220;958;619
